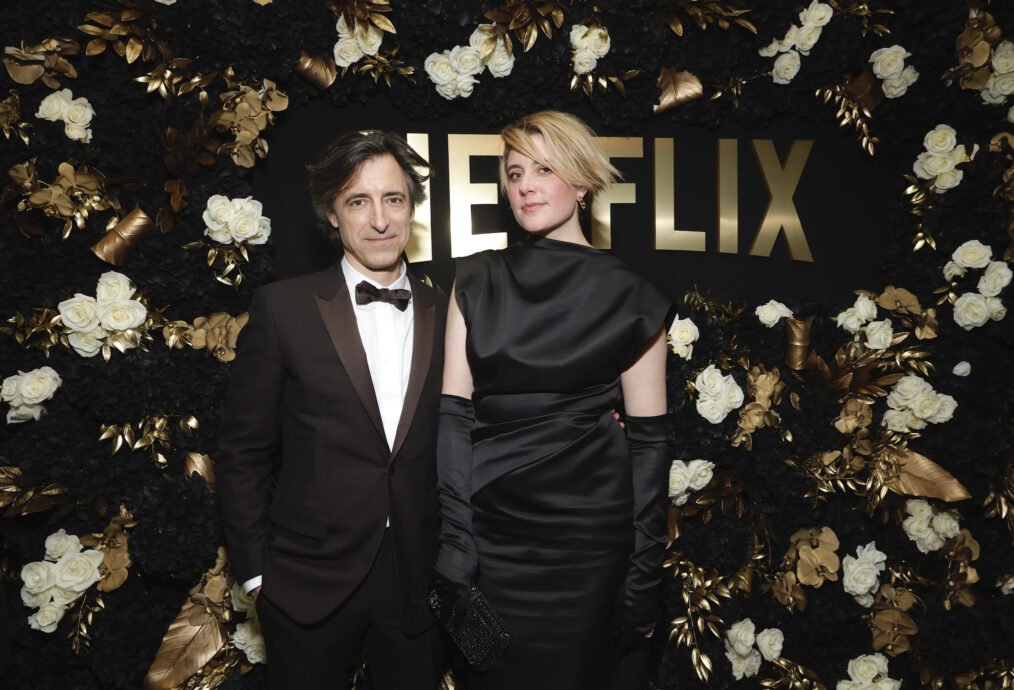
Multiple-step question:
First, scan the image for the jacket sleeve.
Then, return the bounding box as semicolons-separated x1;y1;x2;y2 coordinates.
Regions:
216;287;284;585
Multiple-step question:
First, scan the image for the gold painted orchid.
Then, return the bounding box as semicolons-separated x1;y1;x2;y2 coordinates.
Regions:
17;161;117;239
0;90;31;145
163;312;249;362
210;76;288;168
3;37;79;88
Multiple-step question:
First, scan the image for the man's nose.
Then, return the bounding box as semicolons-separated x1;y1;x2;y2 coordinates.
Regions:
371;204;390;231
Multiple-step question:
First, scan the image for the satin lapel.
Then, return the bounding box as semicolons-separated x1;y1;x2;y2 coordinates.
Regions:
390;282;435;461
313;280;386;442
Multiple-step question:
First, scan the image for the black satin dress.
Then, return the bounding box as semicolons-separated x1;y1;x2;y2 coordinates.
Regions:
455;236;670;689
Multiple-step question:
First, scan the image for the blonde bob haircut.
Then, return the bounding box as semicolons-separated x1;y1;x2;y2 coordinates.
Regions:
498;110;620;200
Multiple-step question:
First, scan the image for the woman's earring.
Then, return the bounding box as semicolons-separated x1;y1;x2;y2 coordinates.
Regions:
577;195;586;210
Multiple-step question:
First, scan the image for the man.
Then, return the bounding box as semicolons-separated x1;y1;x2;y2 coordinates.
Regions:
217;130;446;689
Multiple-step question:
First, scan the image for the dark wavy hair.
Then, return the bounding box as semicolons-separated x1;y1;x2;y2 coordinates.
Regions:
307;130;432;247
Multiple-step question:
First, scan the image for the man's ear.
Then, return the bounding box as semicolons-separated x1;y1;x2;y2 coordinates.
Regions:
327;211;339;228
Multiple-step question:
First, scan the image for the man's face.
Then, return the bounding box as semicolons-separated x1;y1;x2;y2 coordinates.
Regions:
328;154;413;286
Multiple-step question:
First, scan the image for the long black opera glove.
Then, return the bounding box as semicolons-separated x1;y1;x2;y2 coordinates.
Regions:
433;394;478;590
619;414;671;638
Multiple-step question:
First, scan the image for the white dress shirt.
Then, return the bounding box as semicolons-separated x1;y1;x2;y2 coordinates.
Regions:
243;258;414;594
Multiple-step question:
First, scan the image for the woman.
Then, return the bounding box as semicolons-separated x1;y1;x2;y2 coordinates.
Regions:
432;111;671;689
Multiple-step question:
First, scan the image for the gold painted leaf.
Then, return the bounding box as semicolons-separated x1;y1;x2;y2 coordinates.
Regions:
370;12;396;33
654;67;702;114
143;605;225;690
884;449;971;502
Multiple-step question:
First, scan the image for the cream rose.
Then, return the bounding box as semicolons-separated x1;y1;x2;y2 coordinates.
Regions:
923;124;957;155
772;50;801;84
98;299;148;332
842;555;880;598
993;40;1014;74
759;39;780;58
58;293;101;333
902;514;934;549
1008;105;1014;123
952;240;993;269
234;619;267;663
454;73;477;98
906;498;932;519
719;376;745;410
694;365;727;398
21;585;51;609
469;24;495;51
953;292;990;330
910;391;943;420
356;24;384;56
853;295;877;321
424;50;456;86
1;375;22;404
585;27;610;59
981;77;1007;105
205;222;233;244
227;209;263;244
943;260;966;281
449;45;483;77
696;397;729;424
847;653;889;683
952;361;970;376
50;586;81;607
21;560;56;594
686;459;715;491
799;0;833;27
856;541;887;568
978;260;1012;297
755;299;792;327
668;316;699;345
890;375;932;408
913;152;955;178
882;77;908;98
881;408;909;432
28;602;66;633
987;296;1006;320
95;271;135;302
727;647;762;680
202;194;235;231
68;327;106;358
995;73;1014;97
795;25;822;56
835;307;863;333
573;49;598;75
926;394;956;424
52;549;104;593
870;45;909;80
755;628;783;661
864;319;893;350
570;25;590;49
933;168;963;192
44;529;82;562
36;89;73;122
335;15;352;38
7;403;42;423
668;460;691;498
931;511;960;540
487;46;515;78
247;216;271;245
670;342;692;359
725;618;756;656
333;36;364;68
65;97;95;128
18;366;61;405
64;123;92;143
778;25;799;52
435;81;458;100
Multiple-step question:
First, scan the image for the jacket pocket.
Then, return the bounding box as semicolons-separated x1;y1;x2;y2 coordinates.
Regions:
268;497;328;540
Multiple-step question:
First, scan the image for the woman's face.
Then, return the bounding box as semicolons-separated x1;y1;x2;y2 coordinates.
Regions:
505;134;585;238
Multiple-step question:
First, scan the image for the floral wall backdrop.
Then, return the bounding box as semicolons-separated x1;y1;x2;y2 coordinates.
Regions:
1;1;1013;689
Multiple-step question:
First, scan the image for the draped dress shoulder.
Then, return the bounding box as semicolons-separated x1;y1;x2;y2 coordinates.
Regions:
454;235;670;689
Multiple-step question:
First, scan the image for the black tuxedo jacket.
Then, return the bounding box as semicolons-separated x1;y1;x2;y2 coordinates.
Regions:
217;263;446;632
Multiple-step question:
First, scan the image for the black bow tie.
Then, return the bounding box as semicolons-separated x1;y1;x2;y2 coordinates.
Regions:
355;281;412;311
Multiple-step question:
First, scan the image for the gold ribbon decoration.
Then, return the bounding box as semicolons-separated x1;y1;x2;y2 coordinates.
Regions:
295;50;337;90
784;316;814;371
91;204;156;265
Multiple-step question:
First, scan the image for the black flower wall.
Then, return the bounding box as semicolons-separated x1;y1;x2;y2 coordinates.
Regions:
1;1;1012;689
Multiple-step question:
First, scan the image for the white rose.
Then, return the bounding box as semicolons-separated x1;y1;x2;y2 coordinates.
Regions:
795;25;822;56
487;45;515;78
981;78;1007;105
65;97;95;128
333;36;364;68
755;627;784;661
842;555;880;597
943;260;966;281
21;585;51;609
835;307;863;333
205;222;233;244
424;50;456;86
673;492;689;507
869;45;909;80
696;397;730;424
7;403;43;423
49;586;81;607
1008;104;1014;123
52;549;104;593
98;299;148;332
450;45;483;77
719;376;745;410
64;123;92;143
931;511;960;540
44;529;82;561
995;73;1014;97
1;375;22;405
227;209;263;244
779;25;799;52
864;319;893;350
21;561;56;594
68;327;107;358
926;393;956;424
891;375;932;407
933;168;964;192
978;261;1012;297
585;27;610;59
234;619;267;664
881;408;910;432
58;293;101;333
202;194;235;231
435;80;459;100
953;292;990;330
902;514;935;551
246;215;271;245
694;365;726;399
848;653;889;683
910;391;943;420
987;296;1006;321
668;460;691;498
951;361;970;376
916;530;946;553
28;602;66;633
469;24;495;51
573;48;598;75
95;271;136;302
18;366;61;405
230;581;256;615
231;196;263;218
726;647;762;680
453;72;477;98
899;64;919;87
755;299;792;327
569;25;590;50
670;342;693;360
772;50;801;84
853;593;874;607
906;498;933;519
1001;576;1014;595
335;15;352;38
759;39;780;58
799;0;833;27
852;295;877;322
686;459;715;491
993;40;1014;74
881;76;909;99
914;152;955;178
356;23;384;56
36;89;73;122
923;124;957;155
725;618;755;656
906;409;927;430
856;541;887;570
668;315;699;345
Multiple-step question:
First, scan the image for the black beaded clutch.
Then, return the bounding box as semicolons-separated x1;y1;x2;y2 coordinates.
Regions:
427;584;510;671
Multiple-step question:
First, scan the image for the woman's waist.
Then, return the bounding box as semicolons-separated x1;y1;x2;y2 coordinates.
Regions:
472;384;620;426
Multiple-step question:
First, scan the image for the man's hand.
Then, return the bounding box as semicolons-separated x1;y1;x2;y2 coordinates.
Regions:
250;586;261;601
